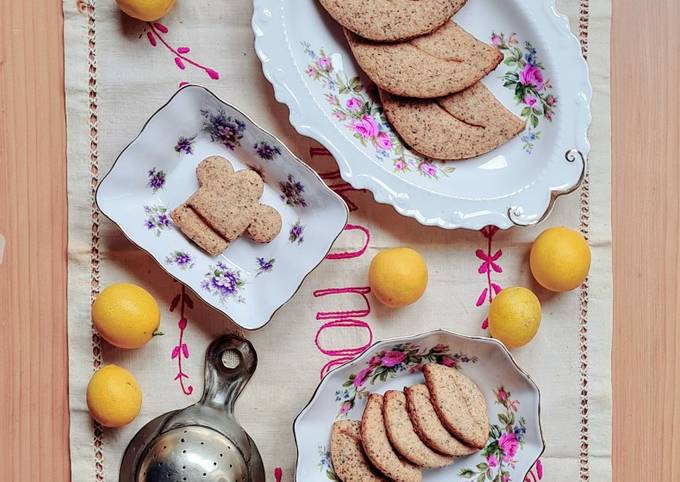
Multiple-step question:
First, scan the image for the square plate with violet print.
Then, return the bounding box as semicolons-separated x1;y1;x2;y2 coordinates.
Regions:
97;85;348;330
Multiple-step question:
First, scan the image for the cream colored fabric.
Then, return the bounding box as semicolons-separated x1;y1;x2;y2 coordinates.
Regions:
65;0;611;480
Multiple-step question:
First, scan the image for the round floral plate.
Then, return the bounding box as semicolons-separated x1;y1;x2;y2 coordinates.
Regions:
294;329;543;481
96;85;348;330
252;0;591;229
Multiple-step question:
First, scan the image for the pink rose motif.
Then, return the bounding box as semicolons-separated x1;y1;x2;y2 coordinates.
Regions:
487;454;498;468
419;161;438;177
353;366;372;388
501;473;510;482
394;159;407;171
523;94;537;107
352;115;380;138
432;344;448;352
519;64;544;90
440;356;457;367
368;355;382;367
346;97;363;111
305;67;316;77
545;94;557;106
334;110;347;121
339;401;352;415
499;433;519;462
381;350;406;367
376;132;393;150
316;56;333;72
491;34;501;46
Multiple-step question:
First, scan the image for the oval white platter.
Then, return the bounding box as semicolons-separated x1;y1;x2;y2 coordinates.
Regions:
253;0;591;229
96;85;348;330
294;330;544;481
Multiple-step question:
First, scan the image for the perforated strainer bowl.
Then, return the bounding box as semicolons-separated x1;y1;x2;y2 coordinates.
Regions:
120;336;265;482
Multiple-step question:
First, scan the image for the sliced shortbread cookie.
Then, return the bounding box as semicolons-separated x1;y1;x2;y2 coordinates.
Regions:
383;390;454;468
361;394;422;481
171;204;228;256
404;384;478;456
318;0;466;42
346;22;502;98
422;364;489;449
380;83;525;160
331;420;387;482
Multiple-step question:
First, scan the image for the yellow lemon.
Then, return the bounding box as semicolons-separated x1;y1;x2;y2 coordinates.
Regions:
87;365;142;428
530;226;591;292
92;283;160;349
116;0;176;22
369;248;428;308
488;287;541;348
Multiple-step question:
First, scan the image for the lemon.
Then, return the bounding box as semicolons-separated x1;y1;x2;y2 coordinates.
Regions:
92;283;160;349
116;0;176;22
87;365;142;427
369;248;428;308
488;287;541;348
530;226;591;292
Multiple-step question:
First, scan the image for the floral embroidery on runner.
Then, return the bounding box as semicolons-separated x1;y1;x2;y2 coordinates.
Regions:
476;225;504;330
144;21;220;81
169;284;194;395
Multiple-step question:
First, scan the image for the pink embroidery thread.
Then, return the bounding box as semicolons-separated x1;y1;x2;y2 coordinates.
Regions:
326;224;370;260
311;147;365;212
314;286;372;320
313;286;373;377
475;225;504;330
274;467;283;482
145;22;220;80
315;319;374;357
169;284;194;395
525;459;543;481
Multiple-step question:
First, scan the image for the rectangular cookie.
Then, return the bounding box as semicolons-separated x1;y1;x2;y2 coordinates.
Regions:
171;204;228;256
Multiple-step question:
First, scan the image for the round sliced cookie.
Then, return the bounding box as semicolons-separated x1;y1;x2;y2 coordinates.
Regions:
318;0;466;42
422;363;489;449
380;83;526;160
404;384;478;456
361;393;422;482
383;390;454;468
196;155;234;185
331;420;387;482
247;204;282;243
345;22;502;98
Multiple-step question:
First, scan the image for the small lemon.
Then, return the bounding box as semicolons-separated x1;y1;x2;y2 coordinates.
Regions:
116;0;176;22
530;226;591;292
92;283;160;349
87;365;142;427
488;287;541;348
369;248;428;308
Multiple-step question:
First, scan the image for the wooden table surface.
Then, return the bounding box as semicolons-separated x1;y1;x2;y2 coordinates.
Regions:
1;0;678;480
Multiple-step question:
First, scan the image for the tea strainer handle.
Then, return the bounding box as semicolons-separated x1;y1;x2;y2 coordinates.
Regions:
199;335;258;413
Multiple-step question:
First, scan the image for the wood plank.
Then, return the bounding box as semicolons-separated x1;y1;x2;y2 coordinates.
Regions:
611;0;680;480
0;0;70;481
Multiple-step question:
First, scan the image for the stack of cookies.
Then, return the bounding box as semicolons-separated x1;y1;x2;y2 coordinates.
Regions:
330;363;489;482
171;156;282;256
318;0;525;160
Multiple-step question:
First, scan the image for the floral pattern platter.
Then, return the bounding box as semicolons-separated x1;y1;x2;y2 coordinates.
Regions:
253;0;591;229
294;330;543;482
97;85;348;330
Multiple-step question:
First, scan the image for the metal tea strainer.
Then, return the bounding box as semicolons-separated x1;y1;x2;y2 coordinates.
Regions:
120;335;265;482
